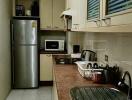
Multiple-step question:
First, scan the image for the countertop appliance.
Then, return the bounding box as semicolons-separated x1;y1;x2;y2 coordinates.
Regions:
45;40;65;51
73;45;80;53
11;17;39;88
81;50;97;61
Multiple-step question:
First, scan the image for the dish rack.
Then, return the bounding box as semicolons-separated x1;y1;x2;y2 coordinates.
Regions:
75;61;103;79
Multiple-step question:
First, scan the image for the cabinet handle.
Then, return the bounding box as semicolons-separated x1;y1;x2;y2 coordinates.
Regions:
73;24;79;29
54;26;59;29
93;20;101;27
102;17;111;26
46;54;51;57
93;19;100;22
102;17;111;20
73;24;79;25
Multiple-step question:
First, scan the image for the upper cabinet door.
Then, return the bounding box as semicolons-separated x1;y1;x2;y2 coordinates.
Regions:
102;0;132;26
87;0;100;20
71;0;80;30
52;0;65;29
71;0;87;31
40;54;53;81
85;0;101;28
40;0;52;30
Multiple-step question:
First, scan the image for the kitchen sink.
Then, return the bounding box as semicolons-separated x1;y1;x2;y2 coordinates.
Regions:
70;86;127;100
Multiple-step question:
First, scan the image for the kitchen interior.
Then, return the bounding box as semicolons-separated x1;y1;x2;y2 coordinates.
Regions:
0;0;132;100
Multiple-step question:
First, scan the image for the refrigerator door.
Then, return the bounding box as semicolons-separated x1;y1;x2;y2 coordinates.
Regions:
13;19;37;45
13;45;38;88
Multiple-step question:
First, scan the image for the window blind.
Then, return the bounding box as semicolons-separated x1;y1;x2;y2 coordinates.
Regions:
107;0;132;15
87;0;100;20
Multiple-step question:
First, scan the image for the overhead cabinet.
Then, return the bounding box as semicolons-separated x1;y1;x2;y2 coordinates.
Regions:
84;0;132;32
87;0;100;20
53;0;65;29
40;0;52;29
70;0;87;31
40;0;65;30
102;0;132;26
85;0;101;28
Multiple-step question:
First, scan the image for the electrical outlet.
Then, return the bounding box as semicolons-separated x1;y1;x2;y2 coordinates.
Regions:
105;55;108;62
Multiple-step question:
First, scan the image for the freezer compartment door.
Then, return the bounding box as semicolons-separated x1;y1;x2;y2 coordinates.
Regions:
13;20;38;44
13;45;38;88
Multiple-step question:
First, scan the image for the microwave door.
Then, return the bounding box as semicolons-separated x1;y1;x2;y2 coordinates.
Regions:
45;41;59;51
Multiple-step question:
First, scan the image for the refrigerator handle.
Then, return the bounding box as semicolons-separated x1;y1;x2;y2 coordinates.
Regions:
10;20;15;86
11;21;14;43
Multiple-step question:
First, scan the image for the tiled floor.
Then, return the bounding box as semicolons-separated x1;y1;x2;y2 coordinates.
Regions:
6;86;52;100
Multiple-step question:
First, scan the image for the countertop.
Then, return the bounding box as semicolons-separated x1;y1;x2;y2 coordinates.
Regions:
54;64;114;100
39;49;67;54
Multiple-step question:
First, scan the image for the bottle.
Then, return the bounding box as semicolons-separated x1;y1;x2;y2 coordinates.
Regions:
31;1;39;16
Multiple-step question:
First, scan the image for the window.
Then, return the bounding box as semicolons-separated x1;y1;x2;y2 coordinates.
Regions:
87;0;100;20
107;0;132;15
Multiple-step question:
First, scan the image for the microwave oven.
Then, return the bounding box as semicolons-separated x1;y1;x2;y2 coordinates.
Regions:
45;40;65;51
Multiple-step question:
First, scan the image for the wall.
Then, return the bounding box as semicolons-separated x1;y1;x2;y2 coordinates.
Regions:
67;32;84;54
40;31;66;49
0;0;11;99
82;32;132;78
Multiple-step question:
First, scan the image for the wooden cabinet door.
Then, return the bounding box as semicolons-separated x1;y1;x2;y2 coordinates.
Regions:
71;0;80;30
40;0;52;30
40;54;53;81
52;0;65;30
71;0;87;31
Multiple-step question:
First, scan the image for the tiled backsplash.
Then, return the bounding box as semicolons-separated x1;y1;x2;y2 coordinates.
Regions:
82;32;132;78
67;32;84;54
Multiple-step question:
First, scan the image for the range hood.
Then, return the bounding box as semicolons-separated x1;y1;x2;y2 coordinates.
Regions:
60;9;72;30
60;8;72;18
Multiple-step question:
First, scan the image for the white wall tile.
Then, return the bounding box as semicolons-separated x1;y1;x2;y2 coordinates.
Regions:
83;32;132;77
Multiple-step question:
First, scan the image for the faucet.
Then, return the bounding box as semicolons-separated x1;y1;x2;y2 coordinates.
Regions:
118;71;132;100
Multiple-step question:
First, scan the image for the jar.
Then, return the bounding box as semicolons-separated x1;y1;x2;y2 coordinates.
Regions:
92;72;102;83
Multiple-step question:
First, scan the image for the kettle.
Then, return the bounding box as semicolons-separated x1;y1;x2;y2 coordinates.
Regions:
81;50;97;61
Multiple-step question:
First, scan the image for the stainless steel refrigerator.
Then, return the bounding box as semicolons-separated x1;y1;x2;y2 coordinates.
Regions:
11;17;39;88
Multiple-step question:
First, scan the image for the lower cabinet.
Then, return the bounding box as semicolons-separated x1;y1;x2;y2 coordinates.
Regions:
40;54;53;81
40;54;58;99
